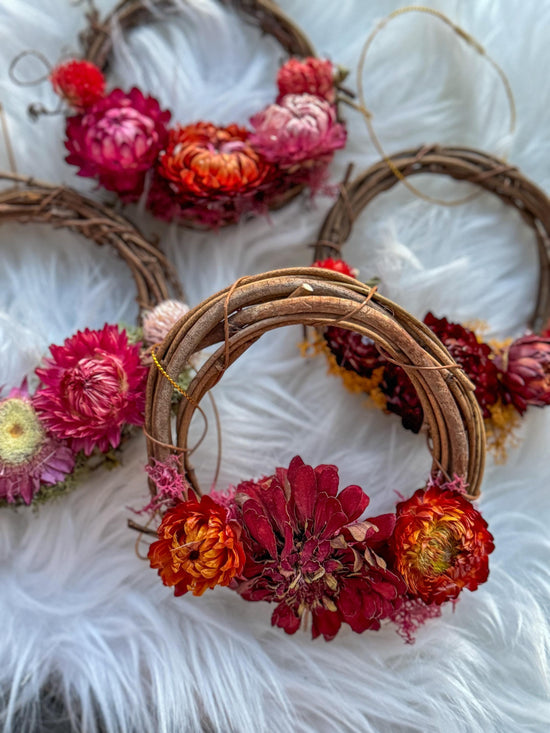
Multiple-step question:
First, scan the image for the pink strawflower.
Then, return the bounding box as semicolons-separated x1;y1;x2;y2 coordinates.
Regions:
0;383;75;504
142;300;190;346
249;93;347;169
65;88;171;200
33;325;148;456
277;57;336;103
503;333;550;413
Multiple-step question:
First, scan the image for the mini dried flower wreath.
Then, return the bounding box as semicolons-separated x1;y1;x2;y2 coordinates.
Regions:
0;172;189;506
134;268;493;643
23;0;347;229
308;147;550;461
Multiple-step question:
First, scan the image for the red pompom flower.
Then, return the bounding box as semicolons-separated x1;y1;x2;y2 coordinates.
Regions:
277;57;337;103
65;88;171;199
231;456;406;641
148;491;245;597
312;257;358;278
390;483;494;605
33;324;148;455
50;59;106;110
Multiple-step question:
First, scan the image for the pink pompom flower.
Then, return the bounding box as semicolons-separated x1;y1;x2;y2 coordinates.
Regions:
64;88;171;200
249;93;347;170
0;383;75;504
33;324;148;456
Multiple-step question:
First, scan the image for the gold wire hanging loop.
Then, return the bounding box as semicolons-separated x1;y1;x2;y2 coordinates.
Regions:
354;5;517;207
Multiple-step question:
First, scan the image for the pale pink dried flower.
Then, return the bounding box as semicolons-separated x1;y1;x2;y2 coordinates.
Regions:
142;300;190;346
249;93;347;169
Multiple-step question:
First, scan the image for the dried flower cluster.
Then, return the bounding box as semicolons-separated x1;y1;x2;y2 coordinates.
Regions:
52;56;346;228
147;455;493;642
312;258;550;450
1;298;189;506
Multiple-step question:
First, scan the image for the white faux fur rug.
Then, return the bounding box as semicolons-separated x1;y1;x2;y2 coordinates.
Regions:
1;1;550;731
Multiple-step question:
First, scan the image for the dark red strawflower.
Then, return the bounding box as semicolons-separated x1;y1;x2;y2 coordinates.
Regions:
424;313;503;418
231;456;406;641
503;333;550;414
381;362;424;433
390;484;494;605
324;327;384;377
312;257;357;278
50;59;105;110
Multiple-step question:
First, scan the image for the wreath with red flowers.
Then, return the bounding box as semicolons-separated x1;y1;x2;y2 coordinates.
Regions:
134;268;493;643
0;173;188;506
36;0;347;228
309;147;550;461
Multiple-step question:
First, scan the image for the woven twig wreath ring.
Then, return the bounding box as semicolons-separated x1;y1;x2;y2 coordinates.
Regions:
145;267;485;500
81;0;316;70
315;146;550;333
0;171;181;312
311;146;550;460
0;170;183;506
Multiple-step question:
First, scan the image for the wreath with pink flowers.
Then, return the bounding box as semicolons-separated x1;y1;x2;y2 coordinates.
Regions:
0;172;190;506
133;268;494;643
309;147;550;461
33;0;348;229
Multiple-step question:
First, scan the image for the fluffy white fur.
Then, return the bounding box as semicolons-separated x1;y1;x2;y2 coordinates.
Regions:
1;0;550;731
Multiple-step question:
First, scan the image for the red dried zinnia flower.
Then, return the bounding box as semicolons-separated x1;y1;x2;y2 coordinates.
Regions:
390;484;494;605
65;88;171;199
277;57;336;103
148;491;245;596
249;93;347;169
424;313;503;418
0;383;75;504
33;324;148;455
502;333;550;413
231;456;406;641
156;122;273;200
312;257;358;278
50;59;105;110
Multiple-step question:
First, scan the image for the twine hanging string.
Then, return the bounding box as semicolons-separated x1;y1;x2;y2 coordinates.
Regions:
347;5;517;207
150;347;223;492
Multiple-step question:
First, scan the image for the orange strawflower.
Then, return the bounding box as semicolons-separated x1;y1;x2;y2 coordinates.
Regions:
157;122;272;198
148;492;245;597
390;484;494;605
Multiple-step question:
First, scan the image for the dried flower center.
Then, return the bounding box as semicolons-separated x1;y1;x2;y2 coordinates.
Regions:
409;523;458;576
171;515;228;580
0;398;45;465
60;355;127;418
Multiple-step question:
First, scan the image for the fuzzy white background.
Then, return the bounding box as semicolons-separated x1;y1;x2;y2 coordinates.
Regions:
1;0;550;731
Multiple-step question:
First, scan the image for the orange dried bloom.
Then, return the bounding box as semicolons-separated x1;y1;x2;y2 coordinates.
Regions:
148;492;245;597
157;122;272;198
390;485;494;605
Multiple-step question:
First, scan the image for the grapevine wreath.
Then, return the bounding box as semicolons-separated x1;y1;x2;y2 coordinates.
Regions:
309;147;550;460
136;268;494;642
27;0;348;228
0;171;190;506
